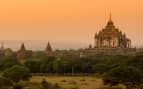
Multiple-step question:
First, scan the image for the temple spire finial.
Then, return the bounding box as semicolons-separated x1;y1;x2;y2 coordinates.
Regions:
0;42;4;50
109;12;112;22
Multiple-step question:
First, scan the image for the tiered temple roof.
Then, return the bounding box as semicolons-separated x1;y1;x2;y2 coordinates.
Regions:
94;14;131;48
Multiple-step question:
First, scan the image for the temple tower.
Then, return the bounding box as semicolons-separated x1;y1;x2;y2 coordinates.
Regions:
17;43;26;59
45;42;54;56
94;14;131;48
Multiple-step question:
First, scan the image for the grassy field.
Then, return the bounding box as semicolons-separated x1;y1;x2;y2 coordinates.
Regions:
31;76;103;89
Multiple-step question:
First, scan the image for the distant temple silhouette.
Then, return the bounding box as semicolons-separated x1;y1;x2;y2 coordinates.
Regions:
16;42;55;59
44;42;55;56
17;43;26;59
81;14;136;56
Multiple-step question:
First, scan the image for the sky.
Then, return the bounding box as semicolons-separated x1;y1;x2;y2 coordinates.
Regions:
0;0;143;49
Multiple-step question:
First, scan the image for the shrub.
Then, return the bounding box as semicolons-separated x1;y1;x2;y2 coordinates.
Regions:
103;66;143;86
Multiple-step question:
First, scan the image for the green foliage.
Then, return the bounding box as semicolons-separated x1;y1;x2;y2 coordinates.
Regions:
92;64;109;74
23;55;132;74
127;55;143;71
24;60;41;73
2;65;31;83
1;54;143;88
103;66;143;86
0;56;20;71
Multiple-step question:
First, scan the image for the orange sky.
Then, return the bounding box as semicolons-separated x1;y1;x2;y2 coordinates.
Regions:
0;0;143;48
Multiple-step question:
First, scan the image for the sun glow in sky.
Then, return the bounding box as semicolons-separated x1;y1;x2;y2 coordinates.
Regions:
0;0;143;49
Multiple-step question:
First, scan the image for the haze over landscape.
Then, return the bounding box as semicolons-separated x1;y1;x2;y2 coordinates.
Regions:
0;0;143;50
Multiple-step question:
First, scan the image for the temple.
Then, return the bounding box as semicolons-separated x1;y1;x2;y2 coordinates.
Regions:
81;14;136;56
17;43;26;59
94;14;131;48
45;42;55;56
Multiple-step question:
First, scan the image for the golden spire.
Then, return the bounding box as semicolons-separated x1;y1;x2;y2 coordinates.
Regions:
106;12;115;27
109;12;112;22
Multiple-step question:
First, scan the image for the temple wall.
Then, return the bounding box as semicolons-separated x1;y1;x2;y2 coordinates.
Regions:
82;48;136;56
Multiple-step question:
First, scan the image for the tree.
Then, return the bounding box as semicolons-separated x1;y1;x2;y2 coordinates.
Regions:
52;58;62;73
0;56;20;71
103;66;143;86
127;55;143;72
24;60;41;73
92;64;109;74
2;65;31;83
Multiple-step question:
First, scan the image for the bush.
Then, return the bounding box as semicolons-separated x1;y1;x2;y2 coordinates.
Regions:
103;66;143;86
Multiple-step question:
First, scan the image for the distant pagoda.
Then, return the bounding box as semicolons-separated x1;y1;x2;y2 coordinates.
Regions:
17;43;26;59
45;42;55;56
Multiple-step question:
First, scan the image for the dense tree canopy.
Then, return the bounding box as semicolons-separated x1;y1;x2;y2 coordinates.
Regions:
103;66;143;86
2;65;31;83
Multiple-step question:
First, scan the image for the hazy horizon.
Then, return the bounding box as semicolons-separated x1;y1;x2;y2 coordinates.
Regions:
0;40;142;51
0;40;88;51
